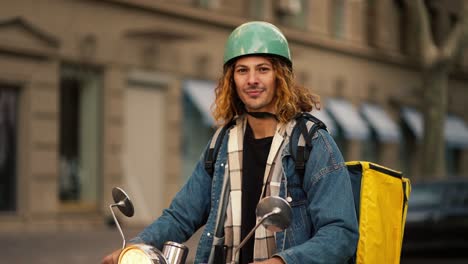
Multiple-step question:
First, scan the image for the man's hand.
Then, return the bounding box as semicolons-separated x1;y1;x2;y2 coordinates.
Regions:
252;256;285;264
101;249;122;264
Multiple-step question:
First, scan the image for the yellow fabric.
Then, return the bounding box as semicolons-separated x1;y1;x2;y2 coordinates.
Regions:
346;161;411;264
401;177;411;241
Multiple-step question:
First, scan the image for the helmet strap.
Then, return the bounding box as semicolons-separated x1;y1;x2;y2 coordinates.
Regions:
246;111;278;120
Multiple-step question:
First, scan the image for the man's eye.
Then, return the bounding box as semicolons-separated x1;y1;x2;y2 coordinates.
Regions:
236;68;247;73
259;67;270;72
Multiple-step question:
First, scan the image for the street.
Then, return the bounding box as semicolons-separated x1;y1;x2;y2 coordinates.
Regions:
0;227;139;264
1;226;467;264
402;258;468;264
0;226;200;264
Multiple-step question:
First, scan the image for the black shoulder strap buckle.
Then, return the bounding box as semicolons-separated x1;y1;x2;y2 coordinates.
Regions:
292;112;327;178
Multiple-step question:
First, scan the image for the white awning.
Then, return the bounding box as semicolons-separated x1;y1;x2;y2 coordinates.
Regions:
401;107;423;140
325;98;370;140
401;107;468;148
360;103;401;143
311;109;337;136
183;79;216;126
445;115;468;148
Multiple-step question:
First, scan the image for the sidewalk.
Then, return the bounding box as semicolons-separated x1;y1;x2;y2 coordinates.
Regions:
0;226;200;264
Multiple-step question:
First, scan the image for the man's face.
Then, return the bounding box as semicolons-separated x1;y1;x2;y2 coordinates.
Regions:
233;56;277;113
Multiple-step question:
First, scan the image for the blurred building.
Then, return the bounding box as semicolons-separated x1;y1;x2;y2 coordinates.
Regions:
0;0;467;230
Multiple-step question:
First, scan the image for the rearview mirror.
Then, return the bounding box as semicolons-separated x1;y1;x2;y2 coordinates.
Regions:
112;187;134;217
256;196;292;232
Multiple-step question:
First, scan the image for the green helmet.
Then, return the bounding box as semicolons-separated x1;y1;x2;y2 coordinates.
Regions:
223;21;291;66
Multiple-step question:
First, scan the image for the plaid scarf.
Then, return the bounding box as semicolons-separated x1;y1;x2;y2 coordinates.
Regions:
222;116;291;263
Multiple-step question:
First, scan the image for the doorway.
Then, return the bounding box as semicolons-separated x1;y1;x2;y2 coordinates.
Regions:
123;83;167;225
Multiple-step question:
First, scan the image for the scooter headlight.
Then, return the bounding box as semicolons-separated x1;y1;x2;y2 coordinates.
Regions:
118;244;167;264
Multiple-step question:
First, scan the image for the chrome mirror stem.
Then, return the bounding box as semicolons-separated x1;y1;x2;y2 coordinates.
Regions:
110;203;127;249
231;208;281;264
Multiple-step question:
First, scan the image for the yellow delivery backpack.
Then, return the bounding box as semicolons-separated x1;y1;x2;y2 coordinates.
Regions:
289;113;411;263
346;161;411;264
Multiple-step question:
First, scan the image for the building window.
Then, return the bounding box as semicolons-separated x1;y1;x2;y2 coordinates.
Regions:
197;0;221;10
395;0;409;54
362;133;380;163
446;147;462;177
400;119;417;178
0;86;18;211
335;134;350;160
330;0;346;39
194;54;211;79
59;65;101;206
366;0;377;46
249;0;266;20
276;0;308;30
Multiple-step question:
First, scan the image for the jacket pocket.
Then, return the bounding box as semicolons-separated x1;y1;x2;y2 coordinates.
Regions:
286;198;311;247
290;199;308;230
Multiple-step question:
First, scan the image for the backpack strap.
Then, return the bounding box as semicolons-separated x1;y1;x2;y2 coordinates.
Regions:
204;119;236;177
290;112;327;178
204;113;327;179
204;119;235;263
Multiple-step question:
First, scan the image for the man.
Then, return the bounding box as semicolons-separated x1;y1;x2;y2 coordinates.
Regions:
103;21;358;264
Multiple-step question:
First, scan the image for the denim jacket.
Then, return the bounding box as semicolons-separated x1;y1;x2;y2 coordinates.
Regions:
130;123;359;264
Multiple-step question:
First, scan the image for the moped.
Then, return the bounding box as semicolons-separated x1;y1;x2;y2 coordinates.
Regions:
109;187;292;264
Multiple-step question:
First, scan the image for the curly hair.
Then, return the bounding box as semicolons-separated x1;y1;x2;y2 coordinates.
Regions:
211;56;320;125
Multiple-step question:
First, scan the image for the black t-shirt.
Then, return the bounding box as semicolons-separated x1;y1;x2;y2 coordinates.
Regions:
240;123;273;264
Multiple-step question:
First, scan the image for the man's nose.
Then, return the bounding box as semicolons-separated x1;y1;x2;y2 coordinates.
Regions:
247;71;259;86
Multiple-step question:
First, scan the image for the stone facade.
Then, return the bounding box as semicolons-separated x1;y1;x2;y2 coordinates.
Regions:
0;0;466;230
